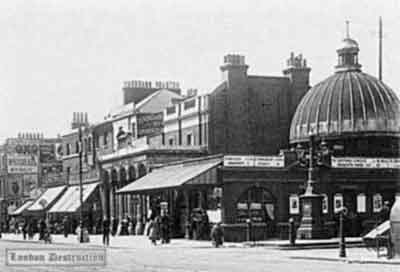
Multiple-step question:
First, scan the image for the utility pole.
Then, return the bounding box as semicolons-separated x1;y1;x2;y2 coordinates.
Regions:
79;126;84;243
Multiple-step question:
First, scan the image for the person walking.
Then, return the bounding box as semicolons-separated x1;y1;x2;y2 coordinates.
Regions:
160;211;170;244
62;216;69;238
27;222;34;240
22;221;28;240
102;217;110;246
39;219;46;241
210;222;224;248
148;216;160;245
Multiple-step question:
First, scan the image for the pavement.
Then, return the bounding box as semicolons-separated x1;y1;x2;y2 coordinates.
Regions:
0;233;399;272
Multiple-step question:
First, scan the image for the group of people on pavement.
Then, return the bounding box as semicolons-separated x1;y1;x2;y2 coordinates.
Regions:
147;210;171;245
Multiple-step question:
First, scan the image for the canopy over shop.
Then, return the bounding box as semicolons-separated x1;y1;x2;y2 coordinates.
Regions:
9;200;34;217
25;185;67;217
117;157;223;237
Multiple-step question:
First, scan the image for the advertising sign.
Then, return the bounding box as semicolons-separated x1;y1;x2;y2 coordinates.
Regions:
7;154;38;174
39;144;57;163
137;113;163;138
331;157;400;169
7;175;23;197
23;174;38;196
223;155;285;168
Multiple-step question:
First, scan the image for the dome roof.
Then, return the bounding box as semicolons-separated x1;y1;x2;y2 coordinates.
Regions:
338;38;359;51
290;71;400;143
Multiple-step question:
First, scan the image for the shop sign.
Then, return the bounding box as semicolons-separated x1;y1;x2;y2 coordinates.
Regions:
39;144;57;163
7;154;38;174
223;155;284;168
331;157;400;169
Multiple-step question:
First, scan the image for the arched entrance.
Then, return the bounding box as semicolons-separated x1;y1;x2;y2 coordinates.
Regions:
236;186;277;238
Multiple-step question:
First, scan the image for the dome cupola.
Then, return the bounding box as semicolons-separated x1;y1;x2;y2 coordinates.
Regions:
289;22;400;144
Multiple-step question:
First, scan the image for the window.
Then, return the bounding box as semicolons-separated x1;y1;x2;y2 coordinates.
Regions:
373;193;383;213
289;194;299;214
322;194;328;214
131;123;136;138
87;137;92;152
168;137;175;146
65;143;70;155
186;134;193;146
236;187;275;223
183;99;196;110
166;106;176;115
103;132;108;146
84;138;88;153
334;193;344;213
357;193;366;213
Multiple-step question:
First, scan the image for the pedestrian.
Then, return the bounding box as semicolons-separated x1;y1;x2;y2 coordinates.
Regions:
148;216;160;245
27;222;34;240
160;211;170;244
22;221;28;240
39;219;46;241
62;216;69;238
102;217;110;246
210;222;224;248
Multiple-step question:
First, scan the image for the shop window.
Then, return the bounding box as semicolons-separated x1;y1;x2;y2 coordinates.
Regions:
289;194;299;214
334;193;343;213
322;194;328;214
373;193;383;213
235;187;275;223
357;193;367;213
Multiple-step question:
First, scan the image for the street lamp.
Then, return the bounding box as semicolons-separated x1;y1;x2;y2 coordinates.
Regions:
296;135;325;239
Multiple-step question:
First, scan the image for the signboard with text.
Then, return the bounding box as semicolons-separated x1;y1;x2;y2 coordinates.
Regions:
331;157;400;169
223;155;284;168
7;154;38;174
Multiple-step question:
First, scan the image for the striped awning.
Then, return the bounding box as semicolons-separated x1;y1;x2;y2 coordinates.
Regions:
10;200;34;216
117;158;221;194
49;182;99;213
27;185;67;212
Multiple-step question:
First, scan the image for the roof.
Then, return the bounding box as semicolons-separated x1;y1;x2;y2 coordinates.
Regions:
27;185;67;211
117;158;221;193
49;182;99;213
10;200;34;216
290;71;400;143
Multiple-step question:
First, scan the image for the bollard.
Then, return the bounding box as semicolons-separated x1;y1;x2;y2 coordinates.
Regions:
289;217;296;246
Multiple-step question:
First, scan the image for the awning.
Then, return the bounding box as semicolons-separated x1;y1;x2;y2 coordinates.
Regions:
27;185;67;212
49;182;100;213
10;200;34;216
117;158;221;194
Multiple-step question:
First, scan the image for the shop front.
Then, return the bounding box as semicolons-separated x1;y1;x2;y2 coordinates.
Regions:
117;157;222;238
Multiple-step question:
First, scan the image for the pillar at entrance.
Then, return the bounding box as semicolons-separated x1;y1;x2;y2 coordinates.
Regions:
390;194;400;258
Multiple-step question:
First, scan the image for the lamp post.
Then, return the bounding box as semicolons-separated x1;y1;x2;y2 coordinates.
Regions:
338;206;347;258
296;135;325;239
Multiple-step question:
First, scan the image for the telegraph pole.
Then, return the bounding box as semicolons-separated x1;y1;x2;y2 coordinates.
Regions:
79;126;84;243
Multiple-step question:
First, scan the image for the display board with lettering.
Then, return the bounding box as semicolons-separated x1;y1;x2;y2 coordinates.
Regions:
7;154;38;174
223;155;284;168
331;157;400;169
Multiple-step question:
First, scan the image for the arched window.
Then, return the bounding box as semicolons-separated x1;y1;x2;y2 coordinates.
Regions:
357;193;366;213
334;193;343;213
236;187;275;223
289;194;299;215
373;193;383;213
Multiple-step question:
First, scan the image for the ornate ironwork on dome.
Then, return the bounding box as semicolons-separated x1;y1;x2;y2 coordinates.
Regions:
289;27;400;143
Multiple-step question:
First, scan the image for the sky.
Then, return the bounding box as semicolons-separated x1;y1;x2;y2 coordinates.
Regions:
0;0;399;141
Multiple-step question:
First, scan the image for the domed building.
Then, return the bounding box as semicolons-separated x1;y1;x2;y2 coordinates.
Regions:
290;33;400;157
288;31;400;237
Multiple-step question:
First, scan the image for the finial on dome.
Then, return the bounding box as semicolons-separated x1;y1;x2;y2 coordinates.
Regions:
346;20;350;39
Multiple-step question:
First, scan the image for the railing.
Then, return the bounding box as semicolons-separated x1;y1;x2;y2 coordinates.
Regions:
99;136;207;161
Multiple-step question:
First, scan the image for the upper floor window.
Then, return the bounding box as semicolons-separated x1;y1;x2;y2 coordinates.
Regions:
75;141;80;153
103;132;108;146
87;137;92;152
168;137;175;146
166;106;176;115
186;134;193;146
65;143;70;155
183;99;196;110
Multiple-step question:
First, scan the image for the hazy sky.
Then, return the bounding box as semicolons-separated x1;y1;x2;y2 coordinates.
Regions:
1;0;399;141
